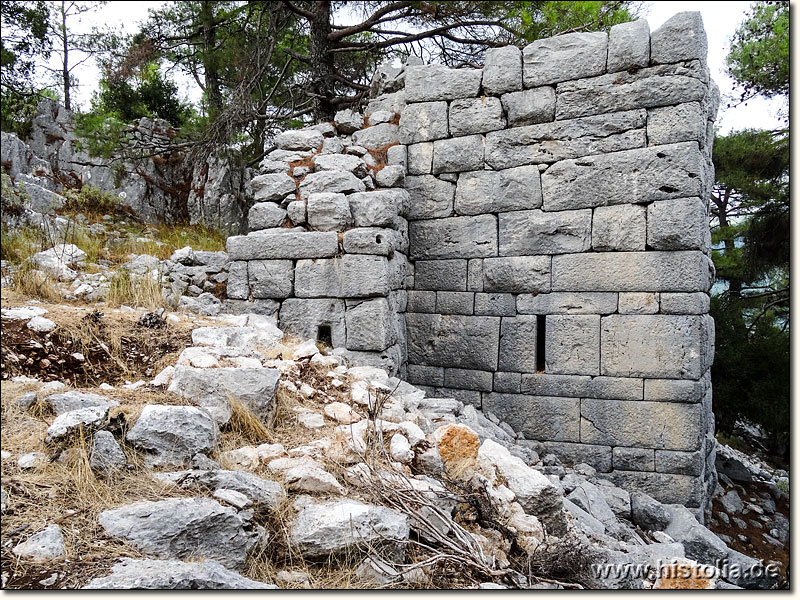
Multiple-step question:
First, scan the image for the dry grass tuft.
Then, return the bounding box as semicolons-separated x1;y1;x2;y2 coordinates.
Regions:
105;268;166;310
225;397;273;446
10;262;62;302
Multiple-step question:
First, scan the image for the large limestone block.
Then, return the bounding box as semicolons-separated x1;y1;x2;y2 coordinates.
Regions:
552;252;713;293
516;292;618;315
581;399;703;451
406;313;500;371
647;103;706;147
519;374;642;400
436;291;473;315
294;255;393;298
482;256;550;293
482;46;522;95
545;315;600;376
126;405;219;467
498;316;538;373
279;298;346;347
250;173;296;202
414;259;467;291
98;498;254;570
448;97;505;136
655;449;703;476
312;153;367;177
455;166;542;215
306;192;353;232
614;447;655;471
650;12;708;65
474;292;515;316
523;32;608;87
227;230;338;260
226;261;248;299
647;197;709;251
483;393;580;442
342;227;404;256
275;128;324;151
404;175;455;219
398;101;448;144
248;260;293;298
349;190;406;227
46;406;108;444
541;142;704;210
345;298;397;351
607;19;650;72
443;368;493;392
592;204;646;251
609;471;703;508
555;61;708;120
542;441;613;473
248;202;287;230
432;135;484;174
407;142;433;175
405;64;482;102
42;391;117;415
299;170;366;200
601;315;708;379
168;367;281;425
350;123;399;149
501;86;556;127
290;499;409;560
659;292;710;315
485;110;645;169
499;209;591;255
409;215;497;260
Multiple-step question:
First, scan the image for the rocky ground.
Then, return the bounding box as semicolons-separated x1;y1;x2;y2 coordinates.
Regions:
0;262;789;589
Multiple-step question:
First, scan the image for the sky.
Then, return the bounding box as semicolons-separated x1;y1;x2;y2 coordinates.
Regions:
49;1;787;134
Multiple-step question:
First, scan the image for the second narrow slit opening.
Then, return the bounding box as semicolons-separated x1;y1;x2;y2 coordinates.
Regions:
536;315;546;373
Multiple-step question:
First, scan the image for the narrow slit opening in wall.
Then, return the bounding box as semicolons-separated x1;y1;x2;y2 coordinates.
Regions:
536;315;546;373
317;325;332;347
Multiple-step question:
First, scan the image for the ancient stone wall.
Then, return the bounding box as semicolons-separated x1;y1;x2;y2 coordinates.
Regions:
226;12;718;514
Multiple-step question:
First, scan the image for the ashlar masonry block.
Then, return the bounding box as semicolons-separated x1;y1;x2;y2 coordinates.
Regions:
545;315;600;376
406;313;500;371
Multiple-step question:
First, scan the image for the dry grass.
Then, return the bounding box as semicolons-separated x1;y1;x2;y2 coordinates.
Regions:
105;268;166;310
10;261;63;302
1;225;43;265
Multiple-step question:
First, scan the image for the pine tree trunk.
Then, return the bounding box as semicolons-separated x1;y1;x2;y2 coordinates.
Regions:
61;1;70;111
201;0;223;119
309;0;335;123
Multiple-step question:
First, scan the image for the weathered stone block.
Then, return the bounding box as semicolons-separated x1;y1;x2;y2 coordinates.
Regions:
607;471;703;507
455;166;542;215
591;204;646;251
444;368;493;392
406;313;500;370
432;135;485;174
644;377;707;403
493;371;521;394
482;46;522;95
647;197;708;251
227;231;339;260
483;256;550;293
295;255;392;298
407;143;433;175
404;175;455;219
387;144;407;167
499;209;591;255
647;103;705;146
345;298;396;351
248;202;287;230
349;190;406;227
607;19;650;72
552;251;713;292
350;123;399;149
474;293;516;316
226;261;249;300
279;298;346;347
436;291;474;315
467;259;483;292
517;292;618;315
555;61;708;120
659;292;710;315
375;165;405;188
342;228;402;255
398;102;448;144
655;450;703;476
486;110;645;169
501;87;556;127
618;292;659;314
407;290;436;313
650;12;707;65
523;32;607;87
407;364;445;387
545;315;600;376
449;97;505;136
251;173;296;203
613;447;655;471
299;170;366;200
405;65;482;102
580;399;702;451
542;442;613;473
519;374;642;401
409;215;497;260
499;316;538;373
601;315;707;378
306;193;352;231
248;260;293;299
542;142;704;210
275;129;324;151
414;259;467;291
483;394;580;442
313;153;367;177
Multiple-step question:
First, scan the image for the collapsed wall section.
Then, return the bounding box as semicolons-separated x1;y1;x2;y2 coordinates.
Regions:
396;13;719;514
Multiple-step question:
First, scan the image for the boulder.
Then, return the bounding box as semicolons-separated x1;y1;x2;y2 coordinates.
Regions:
30;244;86;281
664;504;728;565
98;498;256;570
285;465;345;495
154;469;284;511
630;492;671;531
12;525;65;561
90;430;127;472
83;558;276;589
43;391;118;415
45;406;108;444
126;405;219;467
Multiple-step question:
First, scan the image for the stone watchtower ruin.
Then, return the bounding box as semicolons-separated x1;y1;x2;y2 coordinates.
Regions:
226;12;719;517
